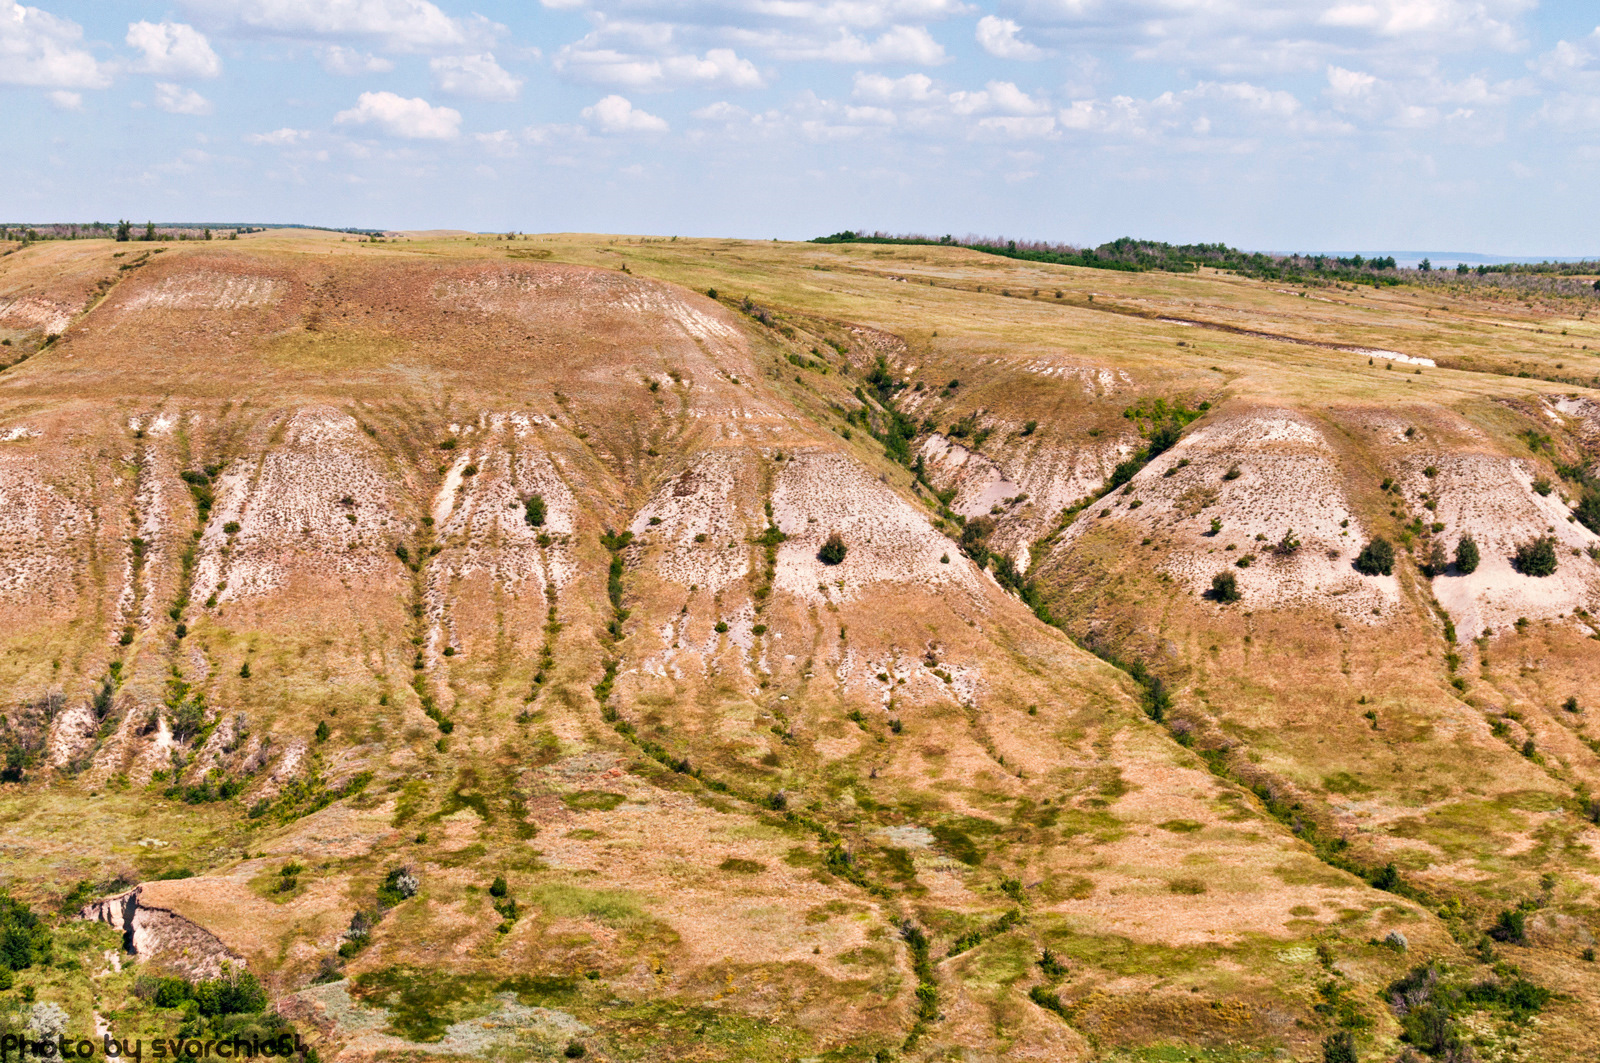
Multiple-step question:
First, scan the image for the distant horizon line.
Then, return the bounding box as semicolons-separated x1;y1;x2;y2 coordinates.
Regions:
3;223;1596;266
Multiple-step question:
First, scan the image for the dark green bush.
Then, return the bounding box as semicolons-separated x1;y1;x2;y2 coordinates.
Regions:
1353;537;1395;575
818;531;847;565
1211;570;1241;603
1511;535;1557;577
1454;535;1479;574
1321;1030;1356;1063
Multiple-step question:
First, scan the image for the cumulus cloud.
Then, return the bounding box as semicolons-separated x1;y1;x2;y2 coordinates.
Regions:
975;16;1045;60
949;79;1051;115
1317;0;1530;48
786;24;945;63
335;90;462;138
321;45;394;75
127;21;220;78
582;94;668;132
431;53;523;100
1326;64;1378;97
852;71;939;103
557;45;764;90
178;0;500;53
154;81;214;114
245;126;310;144
544;0;971;30
48;88;80;109
0;2;110;88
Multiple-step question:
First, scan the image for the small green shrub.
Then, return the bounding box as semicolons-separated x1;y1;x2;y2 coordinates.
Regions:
818;531;847;565
1210;570;1241;603
524;495;546;527
1455;535;1479;574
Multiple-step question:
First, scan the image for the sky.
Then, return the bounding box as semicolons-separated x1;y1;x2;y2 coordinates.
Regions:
3;1;1599;254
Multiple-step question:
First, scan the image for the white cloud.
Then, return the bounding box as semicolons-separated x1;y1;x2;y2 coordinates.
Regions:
976;114;1055;138
48;88;80;109
949;79;1050;115
335;90;461;138
154;82;214;114
245;126;309;144
582;94;668;133
1326;65;1377;97
321;45;394;75
692;100;750;120
814;24;945;63
178;0;500;53
975;16;1045;60
127;21;220;78
852;71;939;103
1317;0;1530;47
474;129;520;156
547;0;971;30
556;45;763;90
0;2;110;88
431;53;523;101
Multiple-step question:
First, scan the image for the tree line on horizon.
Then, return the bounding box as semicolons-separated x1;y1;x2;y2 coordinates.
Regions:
811;231;1600;295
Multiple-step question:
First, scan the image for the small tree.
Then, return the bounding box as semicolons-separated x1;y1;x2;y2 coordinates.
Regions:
1274;528;1301;556
314;720;330;743
1211;570;1241;603
1454;535;1479;574
1424;539;1447;577
143;220;156;241
1354;537;1395;576
1511;535;1557;577
818;531;847;565
115;219;131;242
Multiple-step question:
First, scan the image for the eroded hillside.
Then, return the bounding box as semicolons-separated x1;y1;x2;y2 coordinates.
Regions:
1;231;1598;1063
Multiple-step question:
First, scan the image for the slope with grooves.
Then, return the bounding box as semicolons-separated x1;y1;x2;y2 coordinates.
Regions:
0;234;1588;1061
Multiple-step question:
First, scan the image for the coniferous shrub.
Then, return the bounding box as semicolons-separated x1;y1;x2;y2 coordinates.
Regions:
1454;535;1479;574
818;531;847;565
1211;570;1241;603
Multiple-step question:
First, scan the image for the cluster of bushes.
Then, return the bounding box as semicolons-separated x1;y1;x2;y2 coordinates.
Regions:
179;466;221;522
1388;961;1549;1059
130;967;307;1047
489;876;519;933
163;770;244;805
340;868;419;958
0;892;52;979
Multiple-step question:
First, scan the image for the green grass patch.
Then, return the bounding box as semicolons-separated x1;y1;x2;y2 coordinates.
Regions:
563;790;626;812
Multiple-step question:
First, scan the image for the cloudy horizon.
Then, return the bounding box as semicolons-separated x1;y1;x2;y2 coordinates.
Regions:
3;1;1599;256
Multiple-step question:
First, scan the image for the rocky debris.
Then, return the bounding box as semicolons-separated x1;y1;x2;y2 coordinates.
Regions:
78;886;242;979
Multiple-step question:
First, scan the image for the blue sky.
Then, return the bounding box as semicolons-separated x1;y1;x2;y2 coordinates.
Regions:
3;0;1598;254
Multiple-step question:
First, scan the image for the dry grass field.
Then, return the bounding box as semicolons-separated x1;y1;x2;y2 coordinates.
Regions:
0;229;1597;1062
